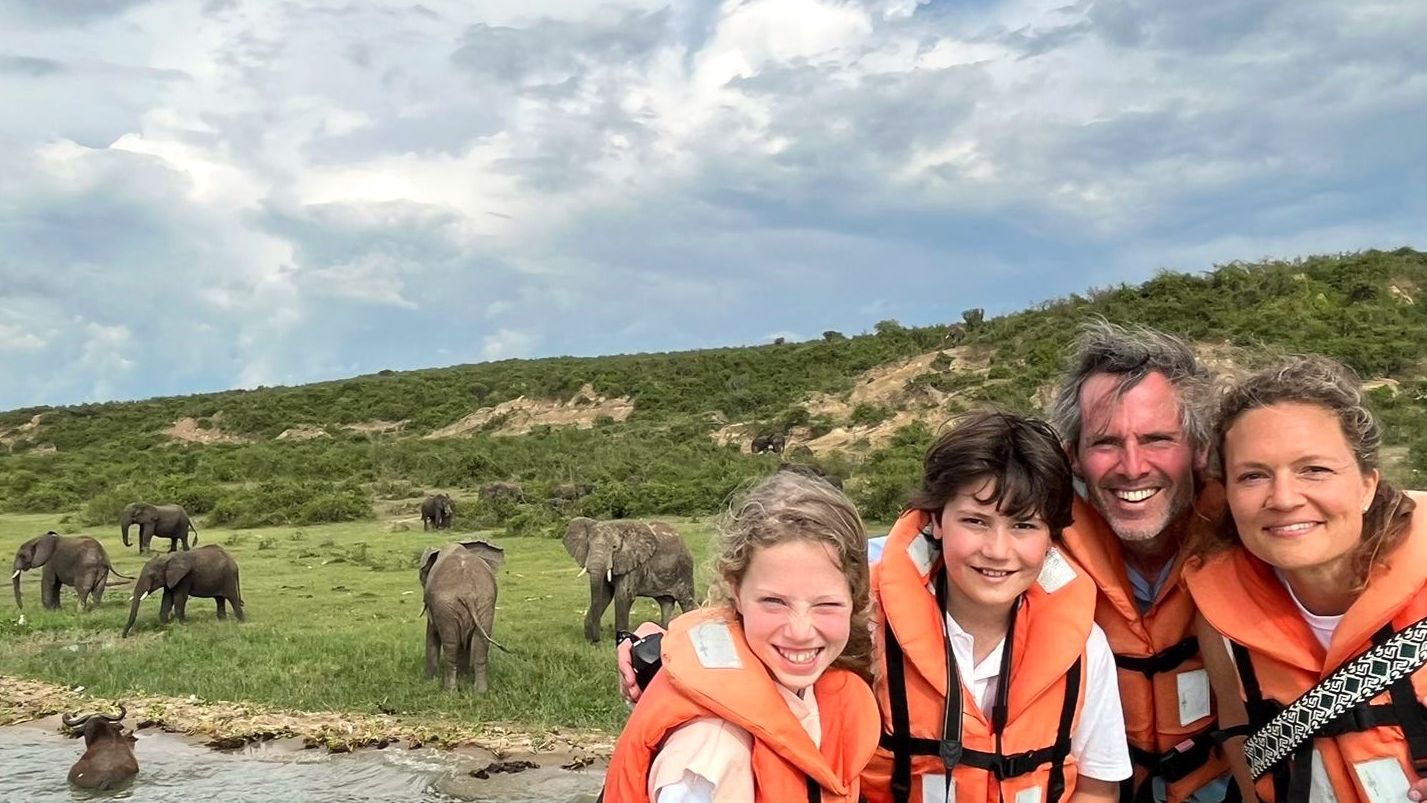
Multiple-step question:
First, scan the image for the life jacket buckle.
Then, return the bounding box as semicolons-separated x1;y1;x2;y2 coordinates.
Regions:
938;739;962;770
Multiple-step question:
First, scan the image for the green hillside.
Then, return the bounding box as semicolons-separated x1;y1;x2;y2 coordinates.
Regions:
3;247;1426;529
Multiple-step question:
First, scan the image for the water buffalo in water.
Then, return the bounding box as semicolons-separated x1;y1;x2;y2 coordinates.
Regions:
64;705;138;790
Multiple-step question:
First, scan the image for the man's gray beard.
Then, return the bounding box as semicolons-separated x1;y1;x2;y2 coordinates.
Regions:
1088;484;1195;544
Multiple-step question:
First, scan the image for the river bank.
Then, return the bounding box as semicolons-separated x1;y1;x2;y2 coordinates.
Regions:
0;675;614;765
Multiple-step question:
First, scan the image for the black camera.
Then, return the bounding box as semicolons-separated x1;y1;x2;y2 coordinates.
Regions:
629;633;664;692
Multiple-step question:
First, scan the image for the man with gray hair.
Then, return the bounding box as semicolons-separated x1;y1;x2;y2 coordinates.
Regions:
1049;319;1230;803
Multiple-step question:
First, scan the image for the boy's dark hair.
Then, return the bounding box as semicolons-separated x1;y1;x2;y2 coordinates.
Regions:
906;409;1075;534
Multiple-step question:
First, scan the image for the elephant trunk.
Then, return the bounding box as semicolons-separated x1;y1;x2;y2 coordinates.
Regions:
122;579;148;638
121;514;132;548
12;570;22;610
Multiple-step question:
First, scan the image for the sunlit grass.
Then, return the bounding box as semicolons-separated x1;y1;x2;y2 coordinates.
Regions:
1;513;717;733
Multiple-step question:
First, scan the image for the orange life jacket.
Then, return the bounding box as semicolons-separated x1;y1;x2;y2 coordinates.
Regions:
1059;488;1230;803
603;608;881;803
1185;491;1427;802
864;509;1096;803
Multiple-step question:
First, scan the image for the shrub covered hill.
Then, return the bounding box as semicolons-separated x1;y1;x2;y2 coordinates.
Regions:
3;248;1426;531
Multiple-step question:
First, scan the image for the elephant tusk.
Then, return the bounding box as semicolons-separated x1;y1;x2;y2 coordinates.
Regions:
577;567;588;577
140;591;151;602
606;568;612;584
10;570;19;580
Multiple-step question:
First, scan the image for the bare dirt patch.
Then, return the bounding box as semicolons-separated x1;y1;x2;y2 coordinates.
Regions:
712;348;989;455
804;347;989;421
426;384;634;439
1390;278;1418;305
342;420;408;435
276;426;330;441
0;413;44;449
0;675;614;758
163;414;255;445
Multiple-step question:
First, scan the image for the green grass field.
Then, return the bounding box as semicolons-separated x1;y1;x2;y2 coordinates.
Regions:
0;512;718;734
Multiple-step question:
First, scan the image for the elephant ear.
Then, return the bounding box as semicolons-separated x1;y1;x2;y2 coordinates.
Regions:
164;556;192;588
28;532;59;568
418;547;440;587
563;518;593;566
609;522;659;576
460;540;504;571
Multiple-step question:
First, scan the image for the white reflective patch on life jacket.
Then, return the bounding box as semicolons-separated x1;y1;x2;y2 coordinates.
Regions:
919;773;952;803
688;621;742;670
1352;756;1410;803
1036;547;1076;594
1014;785;1042;803
907;531;935;577
1176;668;1211;726
1309;748;1338;803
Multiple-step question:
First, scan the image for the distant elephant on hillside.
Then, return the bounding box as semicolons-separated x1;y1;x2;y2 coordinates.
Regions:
421;494;455;531
420;540;504;692
551;482;594;502
563;517;696;643
64;705;138;790
13;531;130;611
121;502;198;554
751;433;786;454
479;481;525;503
123;545;243;637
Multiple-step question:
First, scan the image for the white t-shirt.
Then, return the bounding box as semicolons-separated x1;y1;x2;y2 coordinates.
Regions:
944;612;1133;783
1274;568;1342;650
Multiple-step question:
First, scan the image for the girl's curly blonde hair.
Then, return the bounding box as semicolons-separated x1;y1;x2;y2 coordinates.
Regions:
705;470;876;684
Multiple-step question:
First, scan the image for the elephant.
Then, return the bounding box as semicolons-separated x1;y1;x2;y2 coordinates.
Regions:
478;481;525;504
550;482;594;502
63;705;137;790
419;540;504;692
12;531;129;611
421;494;455;531
751;432;786;454
562;517;696;643
123;544;244;638
121;502;198;554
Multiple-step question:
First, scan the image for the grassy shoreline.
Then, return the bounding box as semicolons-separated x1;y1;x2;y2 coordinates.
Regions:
1;511;717;747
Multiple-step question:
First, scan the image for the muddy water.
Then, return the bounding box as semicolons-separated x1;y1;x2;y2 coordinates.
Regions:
0;723;604;802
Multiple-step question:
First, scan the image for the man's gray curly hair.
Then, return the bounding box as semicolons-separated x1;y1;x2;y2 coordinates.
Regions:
1046;319;1211;453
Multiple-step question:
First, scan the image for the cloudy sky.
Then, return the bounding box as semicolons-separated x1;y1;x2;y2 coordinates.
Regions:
1;0;1423;409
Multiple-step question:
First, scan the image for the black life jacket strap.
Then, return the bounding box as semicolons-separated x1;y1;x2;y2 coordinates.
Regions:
882;618;917;803
807;776;823;803
1114;637;1200;679
1229;640;1291;801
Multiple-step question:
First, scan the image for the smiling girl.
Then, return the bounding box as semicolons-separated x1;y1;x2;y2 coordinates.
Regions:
602;471;880;803
867;410;1130;803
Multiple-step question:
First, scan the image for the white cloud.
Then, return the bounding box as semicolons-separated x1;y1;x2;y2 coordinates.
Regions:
0;0;1422;408
481;328;537;361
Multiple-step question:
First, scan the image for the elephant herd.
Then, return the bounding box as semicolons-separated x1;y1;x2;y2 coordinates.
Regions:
16;496;703;790
11;501;244;640
412;515;698;694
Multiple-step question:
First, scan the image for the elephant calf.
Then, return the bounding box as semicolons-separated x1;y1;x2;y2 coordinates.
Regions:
124;545;244;638
563;517;696;643
12;531;129;611
65;706;138;790
419;540;504;692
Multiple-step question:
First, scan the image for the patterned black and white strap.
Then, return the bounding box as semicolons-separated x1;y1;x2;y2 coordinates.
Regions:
1244;616;1427;779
